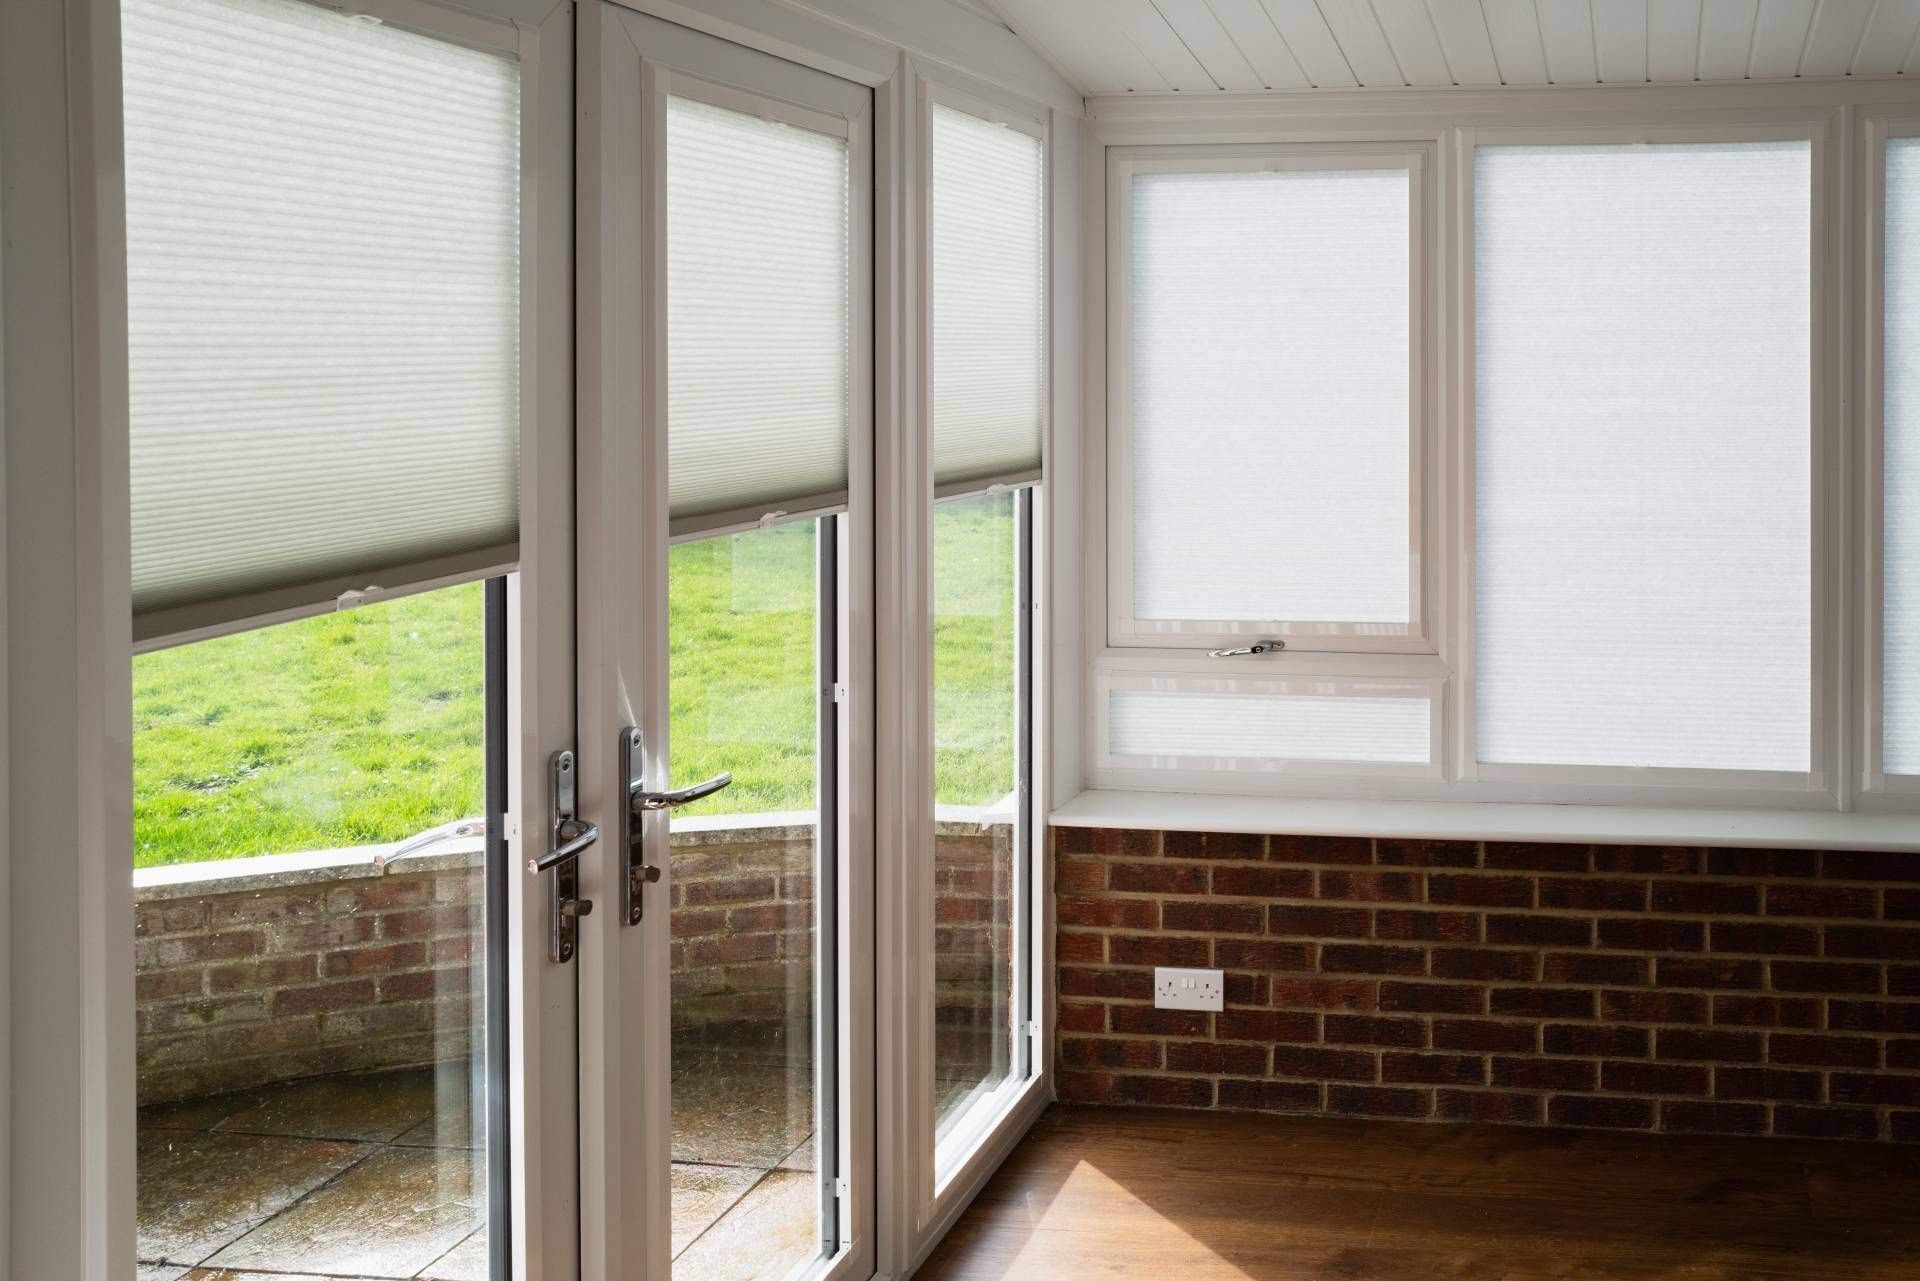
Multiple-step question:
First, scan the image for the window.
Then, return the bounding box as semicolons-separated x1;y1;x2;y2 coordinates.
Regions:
1112;149;1424;650
1885;137;1920;778
1474;141;1812;775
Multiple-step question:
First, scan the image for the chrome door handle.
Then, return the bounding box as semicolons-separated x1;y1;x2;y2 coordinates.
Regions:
527;818;600;874
630;772;733;812
531;749;595;963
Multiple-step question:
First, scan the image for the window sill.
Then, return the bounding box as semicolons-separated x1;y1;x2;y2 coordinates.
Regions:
1049;788;1920;853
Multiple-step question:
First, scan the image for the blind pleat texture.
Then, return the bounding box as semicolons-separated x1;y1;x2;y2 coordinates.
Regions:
667;96;849;533
1110;691;1431;765
1474;142;1811;772
931;104;1044;493
1128;166;1410;626
121;0;521;639
1887;140;1920;775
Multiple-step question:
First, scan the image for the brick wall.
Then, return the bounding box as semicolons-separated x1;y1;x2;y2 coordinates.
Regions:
936;823;1017;1087
1055;827;1920;1143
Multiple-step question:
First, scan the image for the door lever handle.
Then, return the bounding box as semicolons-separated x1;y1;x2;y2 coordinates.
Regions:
526;818;600;875
630;772;734;812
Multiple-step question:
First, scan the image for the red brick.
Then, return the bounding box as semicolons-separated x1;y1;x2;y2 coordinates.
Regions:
1373;909;1479;942
1894;966;1920;997
1774;1105;1881;1141
1430;948;1537;982
1825;926;1920;961
1427;875;1534;908
1054;827;1156;856
1217;1009;1318;1043
1110;1005;1208;1038
1543;953;1649;987
1895;1113;1920;1143
1656;1028;1763;1064
681;875;777;907
1055;856;1107;893
1432;1019;1537;1053
1710;922;1819;956
1111;1074;1215;1107
1715;1067;1822;1102
1707;848;1819;878
1324;1014;1427;1048
1224;972;1270;1005
1771;960;1883;994
1374;839;1479;868
1544;1024;1648;1058
1597;919;1705;952
1766;885;1878;919
322;941;426;978
1163;830;1265;860
1551;1096;1655;1129
1822;850;1920;881
1108;934;1211;967
136;970;207;1002
1271;976;1379;1011
1210;865;1313;898
1162;902;1263;935
1056;1070;1111;1103
1592;846;1700;875
1061;1037;1162;1070
1058;968;1154;1001
1268;904;1370;939
1058;1002;1105;1033
1661;1100;1766;1135
1651;887;1758;918
1711;995;1820;1029
1107;862;1206;895
271;980;375;1016
1166;1041;1269;1075
1320;944;1426;976
1655;957;1764;991
1493;1057;1596;1092
1382;1052;1485;1086
1890;1040;1920;1071
1058;897;1158;930
1486;914;1593;947
1213;939;1316;972
1601;990;1708;1024
1058;931;1104;963
1539;877;1648;912
1887;889;1920;921
1380;981;1485;1015
1217;1079;1321;1113
1437;1089;1542;1124
1326;1085;1430;1118
1828;1001;1920;1035
1269;834;1371;865
1484;842;1589;872
1272;1045;1377;1081
1490;988;1596;1020
1602;1061;1708;1095
1318;870;1422;903
1769;1033;1880;1068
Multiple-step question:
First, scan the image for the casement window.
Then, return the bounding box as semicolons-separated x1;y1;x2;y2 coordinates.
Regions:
1107;146;1429;655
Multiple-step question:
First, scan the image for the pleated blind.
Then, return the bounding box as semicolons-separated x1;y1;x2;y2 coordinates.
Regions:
121;0;522;641
1128;165;1411;626
1886;139;1920;775
1110;690;1431;765
1474;142;1811;772
931;104;1045;494
668;96;850;534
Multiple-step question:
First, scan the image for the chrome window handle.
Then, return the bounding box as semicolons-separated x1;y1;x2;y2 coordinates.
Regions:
1208;640;1285;658
631;771;734;812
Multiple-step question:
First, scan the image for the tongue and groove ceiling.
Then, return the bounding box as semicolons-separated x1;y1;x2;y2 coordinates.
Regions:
980;0;1920;95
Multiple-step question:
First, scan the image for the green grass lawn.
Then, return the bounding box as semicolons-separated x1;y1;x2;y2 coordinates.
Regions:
132;497;1018;867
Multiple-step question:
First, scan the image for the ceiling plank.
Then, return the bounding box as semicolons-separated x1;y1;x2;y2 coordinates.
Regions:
1646;0;1703;80
1316;0;1407;84
1853;0;1920;74
1258;0;1361;85
1535;0;1599;83
1594;0;1650;81
1371;0;1456;84
1114;0;1221;88
1203;0;1313;86
1151;0;1268;88
1697;0;1760;79
1747;0;1818;77
1799;0;1875;76
1479;0;1552;83
1044;0;1176;90
986;0;1119;92
1425;0;1504;84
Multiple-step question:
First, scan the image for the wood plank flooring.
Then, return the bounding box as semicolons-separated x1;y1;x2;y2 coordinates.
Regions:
913;1106;1920;1281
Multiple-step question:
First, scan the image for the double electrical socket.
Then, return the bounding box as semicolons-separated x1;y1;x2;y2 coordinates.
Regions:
1153;966;1224;1011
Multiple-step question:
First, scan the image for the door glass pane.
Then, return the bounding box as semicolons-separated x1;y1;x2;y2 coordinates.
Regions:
134;582;500;1280
932;491;1020;1143
669;521;829;1280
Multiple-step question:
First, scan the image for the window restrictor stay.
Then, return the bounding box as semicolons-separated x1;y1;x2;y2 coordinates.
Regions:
1208;641;1285;658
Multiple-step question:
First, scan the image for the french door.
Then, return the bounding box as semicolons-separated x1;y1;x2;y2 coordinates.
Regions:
572;6;874;1280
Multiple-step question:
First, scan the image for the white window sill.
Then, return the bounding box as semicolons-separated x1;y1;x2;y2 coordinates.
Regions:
1049;788;1920;853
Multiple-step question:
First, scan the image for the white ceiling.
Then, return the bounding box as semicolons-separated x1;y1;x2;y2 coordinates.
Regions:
981;0;1920;95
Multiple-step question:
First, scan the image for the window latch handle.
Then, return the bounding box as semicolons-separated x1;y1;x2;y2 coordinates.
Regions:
1208;640;1285;658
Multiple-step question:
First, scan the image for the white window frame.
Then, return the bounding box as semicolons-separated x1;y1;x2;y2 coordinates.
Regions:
1862;110;1920;805
1105;142;1437;656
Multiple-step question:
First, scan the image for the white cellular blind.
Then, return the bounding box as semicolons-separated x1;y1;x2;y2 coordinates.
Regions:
1130;166;1411;626
1475;142;1811;772
668;96;849;531
931;105;1045;492
1110;690;1431;765
1887;140;1920;775
121;0;521;639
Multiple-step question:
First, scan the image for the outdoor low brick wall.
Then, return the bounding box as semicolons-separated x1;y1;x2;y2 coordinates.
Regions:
936;823;1017;1085
1055;827;1920;1143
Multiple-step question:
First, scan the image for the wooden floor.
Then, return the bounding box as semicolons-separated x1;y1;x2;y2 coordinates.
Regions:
914;1106;1920;1281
